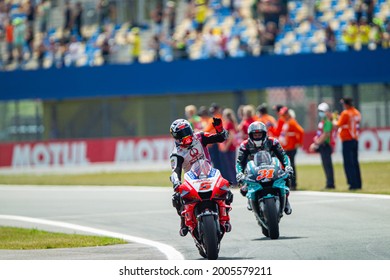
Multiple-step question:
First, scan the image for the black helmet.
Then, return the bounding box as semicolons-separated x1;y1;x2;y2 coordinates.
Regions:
170;119;194;147
248;121;267;147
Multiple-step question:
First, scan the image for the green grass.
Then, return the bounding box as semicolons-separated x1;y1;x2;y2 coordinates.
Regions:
0;226;127;250
296;161;390;195
0;161;389;194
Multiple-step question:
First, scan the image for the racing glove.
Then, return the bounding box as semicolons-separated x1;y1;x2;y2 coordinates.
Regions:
239;185;248;197
236;172;245;184
170;172;181;191
212;117;224;133
285;166;294;177
173;181;182;191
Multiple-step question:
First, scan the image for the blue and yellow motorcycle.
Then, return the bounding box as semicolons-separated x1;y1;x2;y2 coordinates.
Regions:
243;151;290;239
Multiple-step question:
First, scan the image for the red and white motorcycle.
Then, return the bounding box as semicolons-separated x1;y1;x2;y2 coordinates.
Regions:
177;159;232;260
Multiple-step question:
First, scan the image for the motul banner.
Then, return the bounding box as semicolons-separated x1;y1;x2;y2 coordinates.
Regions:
0;128;390;168
0;136;173;168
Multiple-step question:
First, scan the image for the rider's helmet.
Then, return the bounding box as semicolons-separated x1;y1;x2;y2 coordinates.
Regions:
254;151;272;166
248;121;267;147
170;119;194;147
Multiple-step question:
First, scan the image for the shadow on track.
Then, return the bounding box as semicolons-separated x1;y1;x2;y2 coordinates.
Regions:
251;236;306;241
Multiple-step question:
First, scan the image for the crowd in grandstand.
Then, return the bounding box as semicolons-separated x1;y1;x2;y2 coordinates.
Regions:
0;0;389;71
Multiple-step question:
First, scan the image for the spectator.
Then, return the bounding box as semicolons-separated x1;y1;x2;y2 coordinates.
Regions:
358;17;370;51
220;30;229;58
270;104;285;137
237;104;257;140
236;104;245;122
12;17;26;67
334;97;362;190
203;28;221;58
97;0;110;27
165;1;176;37
5;18;14;65
25;0;36;28
194;0;208;34
364;0;375;24
0;21;5;69
36;40;47;68
229;34;250;57
47;37;58;67
198;105;211;130
325;24;336;52
172;33;189;60
67;35;82;67
101;37;111;65
230;0;243;17
278;106;304;190
219;108;239;186
353;0;364;23
38;0;51;34
371;19;384;49
151;1;164;36
343;20;358;51
25;24;34;60
256;103;277;136
258;0;282;29
73;2;84;39
149;35;161;61
309;102;336;190
64;0;72;34
129;27;141;63
383;21;390;49
259;21;278;55
185;104;203;132
56;39;67;68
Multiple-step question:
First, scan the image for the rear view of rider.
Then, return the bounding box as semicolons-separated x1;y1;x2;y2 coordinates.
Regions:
236;121;293;214
169;118;233;236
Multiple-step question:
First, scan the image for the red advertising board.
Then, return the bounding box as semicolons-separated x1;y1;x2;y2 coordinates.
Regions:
1;128;389;168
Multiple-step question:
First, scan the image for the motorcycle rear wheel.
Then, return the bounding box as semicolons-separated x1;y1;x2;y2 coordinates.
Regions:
202;215;219;260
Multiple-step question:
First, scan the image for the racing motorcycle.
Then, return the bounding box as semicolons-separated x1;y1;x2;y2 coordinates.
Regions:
177;159;231;260
243;151;289;239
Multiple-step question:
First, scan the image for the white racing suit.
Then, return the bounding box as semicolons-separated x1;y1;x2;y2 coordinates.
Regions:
169;129;233;232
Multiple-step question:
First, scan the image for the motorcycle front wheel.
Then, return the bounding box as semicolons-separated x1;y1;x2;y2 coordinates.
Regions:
263;198;280;239
201;215;219;260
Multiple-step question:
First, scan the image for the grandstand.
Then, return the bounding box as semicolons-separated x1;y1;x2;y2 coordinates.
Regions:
1;0;389;71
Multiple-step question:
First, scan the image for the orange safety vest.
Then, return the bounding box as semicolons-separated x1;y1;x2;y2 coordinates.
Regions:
258;114;277;136
337;107;361;141
279;118;304;151
204;113;222;133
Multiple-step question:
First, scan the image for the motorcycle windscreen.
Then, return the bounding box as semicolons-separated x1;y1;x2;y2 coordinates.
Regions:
190;159;213;179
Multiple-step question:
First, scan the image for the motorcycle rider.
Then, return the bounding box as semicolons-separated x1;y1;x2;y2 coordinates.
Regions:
169;117;233;237
236;121;293;214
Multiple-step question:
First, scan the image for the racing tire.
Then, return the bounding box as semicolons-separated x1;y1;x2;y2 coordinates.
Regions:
263;198;280;239
201;215;219;260
261;225;269;237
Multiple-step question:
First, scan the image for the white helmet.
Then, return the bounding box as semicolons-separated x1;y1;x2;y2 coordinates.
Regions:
318;102;330;112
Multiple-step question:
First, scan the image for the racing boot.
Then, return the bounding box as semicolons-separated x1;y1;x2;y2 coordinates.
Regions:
224;221;232;233
247;199;252;211
284;197;292;215
179;216;188;237
225;190;233;205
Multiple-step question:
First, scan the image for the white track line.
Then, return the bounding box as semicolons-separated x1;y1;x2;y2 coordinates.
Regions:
0;215;184;260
